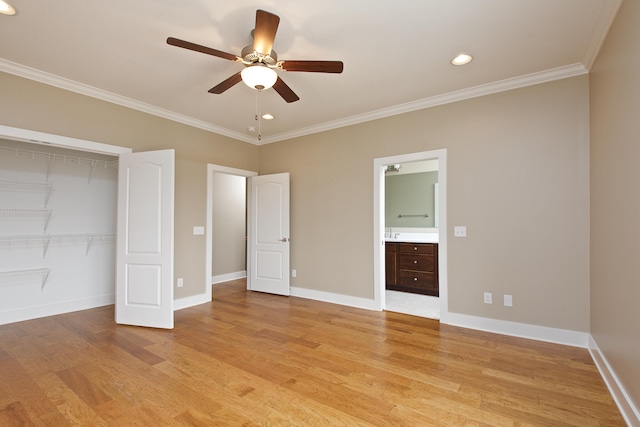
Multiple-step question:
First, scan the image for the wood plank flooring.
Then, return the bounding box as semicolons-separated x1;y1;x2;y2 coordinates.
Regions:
0;279;625;426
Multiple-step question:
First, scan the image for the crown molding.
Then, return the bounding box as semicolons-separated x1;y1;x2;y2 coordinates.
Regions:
258;63;588;144
0;58;258;145
2;58;587;146
583;0;623;70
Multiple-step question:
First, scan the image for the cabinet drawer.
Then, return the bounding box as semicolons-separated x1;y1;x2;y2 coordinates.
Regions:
398;243;435;255
398;254;434;272
398;270;437;291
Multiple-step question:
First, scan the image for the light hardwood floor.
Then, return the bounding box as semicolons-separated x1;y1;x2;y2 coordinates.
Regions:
0;279;625;426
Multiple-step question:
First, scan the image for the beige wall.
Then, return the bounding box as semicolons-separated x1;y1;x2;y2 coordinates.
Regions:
260;76;590;332
590;0;640;412
0;71;259;300
212;172;246;277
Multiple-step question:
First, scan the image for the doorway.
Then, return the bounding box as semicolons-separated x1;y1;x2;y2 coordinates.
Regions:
205;164;257;299
373;149;448;323
0;125;131;325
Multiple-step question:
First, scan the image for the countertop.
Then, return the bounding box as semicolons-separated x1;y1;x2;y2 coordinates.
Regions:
384;233;439;244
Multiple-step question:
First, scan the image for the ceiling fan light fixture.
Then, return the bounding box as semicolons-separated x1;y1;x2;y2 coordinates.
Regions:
451;53;473;66
241;64;277;90
0;0;16;15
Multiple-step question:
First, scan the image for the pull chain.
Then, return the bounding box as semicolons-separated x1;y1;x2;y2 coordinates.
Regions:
255;90;262;141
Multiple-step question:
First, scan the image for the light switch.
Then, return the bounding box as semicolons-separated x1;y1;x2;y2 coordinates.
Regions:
454;226;467;237
193;226;205;235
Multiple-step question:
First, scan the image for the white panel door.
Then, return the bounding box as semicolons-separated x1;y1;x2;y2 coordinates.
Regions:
248;173;290;296
116;150;174;329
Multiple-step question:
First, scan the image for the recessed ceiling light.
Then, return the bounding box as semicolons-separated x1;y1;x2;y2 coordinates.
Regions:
451;53;473;66
261;113;274;120
0;0;16;15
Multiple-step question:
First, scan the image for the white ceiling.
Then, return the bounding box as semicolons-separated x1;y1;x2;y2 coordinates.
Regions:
0;0;621;145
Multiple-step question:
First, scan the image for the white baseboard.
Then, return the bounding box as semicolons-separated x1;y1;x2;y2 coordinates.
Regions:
589;335;640;426
290;286;379;311
0;294;115;326
444;312;588;347
174;270;247;312
289;288;588;348
211;271;247;284
174;292;211;311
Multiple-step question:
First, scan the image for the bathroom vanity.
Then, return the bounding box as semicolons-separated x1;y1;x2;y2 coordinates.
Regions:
385;240;439;296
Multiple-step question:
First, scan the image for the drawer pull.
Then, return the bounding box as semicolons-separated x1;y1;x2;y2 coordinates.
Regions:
414;277;418;281
414;247;418;251
414;260;418;264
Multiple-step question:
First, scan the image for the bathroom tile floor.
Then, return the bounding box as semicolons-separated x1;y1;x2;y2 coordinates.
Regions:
385;290;440;320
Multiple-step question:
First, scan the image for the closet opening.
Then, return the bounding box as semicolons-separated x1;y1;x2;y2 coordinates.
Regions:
0;127;129;325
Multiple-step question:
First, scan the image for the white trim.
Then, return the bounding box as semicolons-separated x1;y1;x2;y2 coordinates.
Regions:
0;125;132;155
212;271;247;284
290;287;379;311
258;64;587;144
446;312;588;347
588;335;640;426
173;293;210;311
206;164;258;301
583;0;623;70
2;57;587;146
373;149;449;323
0;294;114;326
0;59;258;145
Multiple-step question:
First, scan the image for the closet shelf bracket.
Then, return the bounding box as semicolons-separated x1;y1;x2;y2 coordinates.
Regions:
0;268;51;290
46;154;55;180
88;161;98;184
44;211;52;233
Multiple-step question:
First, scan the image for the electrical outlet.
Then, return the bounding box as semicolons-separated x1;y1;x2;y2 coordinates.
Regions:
177;278;183;288
193;226;205;235
292;270;297;278
504;294;513;307
484;292;492;304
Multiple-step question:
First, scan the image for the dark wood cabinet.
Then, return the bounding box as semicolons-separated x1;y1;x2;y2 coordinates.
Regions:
385;242;397;286
385;242;438;296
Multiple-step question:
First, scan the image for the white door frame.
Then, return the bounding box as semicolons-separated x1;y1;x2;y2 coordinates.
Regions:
206;164;258;298
373;149;448;324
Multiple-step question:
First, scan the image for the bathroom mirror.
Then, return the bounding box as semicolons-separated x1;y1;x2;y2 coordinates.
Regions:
385;160;439;228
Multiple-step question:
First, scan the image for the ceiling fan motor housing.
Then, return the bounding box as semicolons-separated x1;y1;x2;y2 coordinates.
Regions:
241;45;278;67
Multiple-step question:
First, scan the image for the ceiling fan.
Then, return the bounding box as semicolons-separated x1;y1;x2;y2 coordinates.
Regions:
167;9;344;103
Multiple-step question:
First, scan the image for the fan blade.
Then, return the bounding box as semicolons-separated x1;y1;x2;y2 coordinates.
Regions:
281;60;344;73
167;37;238;62
253;10;280;56
273;77;300;103
208;72;243;94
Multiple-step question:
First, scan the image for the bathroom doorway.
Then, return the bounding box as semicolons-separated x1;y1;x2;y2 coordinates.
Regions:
385;159;440;319
373;149;448;323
